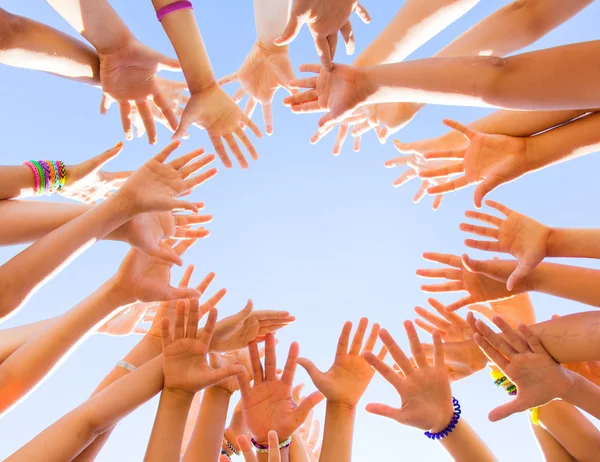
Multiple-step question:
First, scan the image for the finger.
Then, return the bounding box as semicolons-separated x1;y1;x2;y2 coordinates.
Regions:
268;431;281;462
274;13;303;46
412;181;429;204
507;263;534;292
186;299;200;339
340;21;355;55
428;177;469;195
178;264;195;289
363;351;401;388
160;317;173;348
118;101;133;140
419;282;464;295
199;288;227;314
445;296;475;313
352;120;371;137
218;73;238;86
232;88;246;104
210;136;233;169
281;341;300;386
442;119;477;140
428;298;468;326
432;195;443;211
327;34;338;64
297;357;324;389
174;301;186;339
415;268;462;281
468;305;494;325
168;147;206;170
365;403;398;421
173;237;199;256
336;321;352;356
414;319;435;336
224;134;248;169
414;306;451;331
488;399;527;423
249;341;264;384
353;135;361;152
405;321;428;368
314;38;333;71
310;124;335;144
473;333;509;370
421;252;463;268
423;149;465;161
354;3;371;23
153;140;181;163
100;93;114;115
237;435;259;462
419;163;464;179
465;210;502;227
292;383;304;403
384;155;412;168
432;329;445;368
137;100;158;145
295;391;325;425
290;100;322;114
262;102;274;136
458;223;499;240
244;98;258;121
518;323;547;355
234;127;259;161
133;326;149;335
475;319;517;359
236;370;252;397
474;176;505;209
349;317;368;355
332;124;349;156
153;90;179;133
364;323;381;353
287;78;318;91
179;155;215;180
379;329;413;376
464;239;501;252
392;169;417;188
492;316;529;353
156;53;181;72
175;214;213;227
262;333;278;381
145;242;183;266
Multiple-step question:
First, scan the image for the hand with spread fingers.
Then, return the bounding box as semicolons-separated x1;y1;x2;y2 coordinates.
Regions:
162;303;246;395
363;322;454;432
97;301;157;336
112;239;202;303
116;141;217;217
98;39;182;145
274;0;371;70
58;142;132;204
236;334;325;444
172;84;262;169
472;316;576;422
418;119;530;208
297;318;387;408
460;200;552;290
421;338;488;383
146;265;227;339
218;43;296;136
236;432;281;462
210;301;296;353
417;252;529;312
284;63;376;130
414;298;473;342
210;345;261;395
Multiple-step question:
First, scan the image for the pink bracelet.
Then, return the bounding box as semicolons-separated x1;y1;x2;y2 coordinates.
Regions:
23;161;41;195
156;1;193;21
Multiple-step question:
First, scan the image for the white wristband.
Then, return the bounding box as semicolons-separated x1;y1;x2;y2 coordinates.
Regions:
115;360;137;372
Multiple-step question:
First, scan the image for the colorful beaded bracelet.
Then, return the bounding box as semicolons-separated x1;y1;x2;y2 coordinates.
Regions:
424;397;461;440
23;160;67;195
251;436;292;453
223;438;240;456
23;161;41;195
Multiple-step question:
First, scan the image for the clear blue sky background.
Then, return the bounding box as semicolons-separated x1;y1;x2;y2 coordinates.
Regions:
1;1;599;460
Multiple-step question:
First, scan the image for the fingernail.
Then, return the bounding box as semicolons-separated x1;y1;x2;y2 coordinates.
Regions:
114;141;123;149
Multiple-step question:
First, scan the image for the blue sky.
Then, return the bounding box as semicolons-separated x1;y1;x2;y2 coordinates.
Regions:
1;0;599;460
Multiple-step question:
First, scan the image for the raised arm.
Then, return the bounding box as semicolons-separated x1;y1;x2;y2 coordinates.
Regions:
364;323;495;461
151;0;262;169
0;8;99;84
0;142;213;320
6;356;164;462
531;423;575;462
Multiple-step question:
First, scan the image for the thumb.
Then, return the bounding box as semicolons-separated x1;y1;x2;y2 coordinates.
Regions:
156;53;182;72
506;263;534;292
92;141;124;170
365;403;398;420
172;106;194;140
100;93;115;115
165;286;202;300
234;300;253;322
146;243;183;267
297;357;324;386
468;304;494;322
275;14;303;46
488;398;526;422
473;174;504;209
295;391;325;425
211;364;246;385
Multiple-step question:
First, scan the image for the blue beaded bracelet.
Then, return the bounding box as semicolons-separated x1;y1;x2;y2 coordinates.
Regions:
424;397;461;440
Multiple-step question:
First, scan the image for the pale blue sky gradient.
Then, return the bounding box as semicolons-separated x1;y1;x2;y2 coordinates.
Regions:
1;1;599;460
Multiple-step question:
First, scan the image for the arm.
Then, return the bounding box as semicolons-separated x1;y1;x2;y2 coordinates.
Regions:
530;422;575;462
438;419;496;461
181;387;232;462
0;318;54;364
6;356;164;462
562;374;600;421
254;0;291;45
536;400;600;462
354;0;480;66
0;8;99;84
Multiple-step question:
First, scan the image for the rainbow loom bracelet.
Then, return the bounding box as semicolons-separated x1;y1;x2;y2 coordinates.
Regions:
30;161;46;195
23;161;41;195
46;160;57;191
40;161;53;194
424;397;461;440
251;436;292;453
49;161;61;191
58;161;66;190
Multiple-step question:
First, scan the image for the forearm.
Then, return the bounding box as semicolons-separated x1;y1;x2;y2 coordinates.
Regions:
0;194;135;320
562;373;600;421
73;335;163;461
254;0;291;45
46;0;134;54
548;228;600;260
439;419;496;461
354;0;479;66
531;422;576;462
145;389;194;462
365;41;600;110
0;280;132;416
151;1;215;93
7;356;163;462
288;432;310;462
319;402;356;462
182;387;231;462
0;318;54;364
0;8;99;84
437;0;592;58
529;262;600;308
526;111;600;172
537;400;600;461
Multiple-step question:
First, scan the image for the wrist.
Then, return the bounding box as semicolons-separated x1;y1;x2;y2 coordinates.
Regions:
188;79;217;96
557;369;580;403
429;402;456;433
103;278;137;308
209;384;234;399
523;135;543;173
360;67;381;106
256;41;287;53
93;30;136;56
327;400;357;413
162;387;195;406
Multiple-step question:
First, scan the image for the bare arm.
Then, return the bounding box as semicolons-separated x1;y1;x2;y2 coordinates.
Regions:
6;356;163;462
531;422;576;462
537;400;600;461
0;8;99;84
0;318;54;364
438;419;496;461
254;0;291;45
354;0;480;66
548;228;600;260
